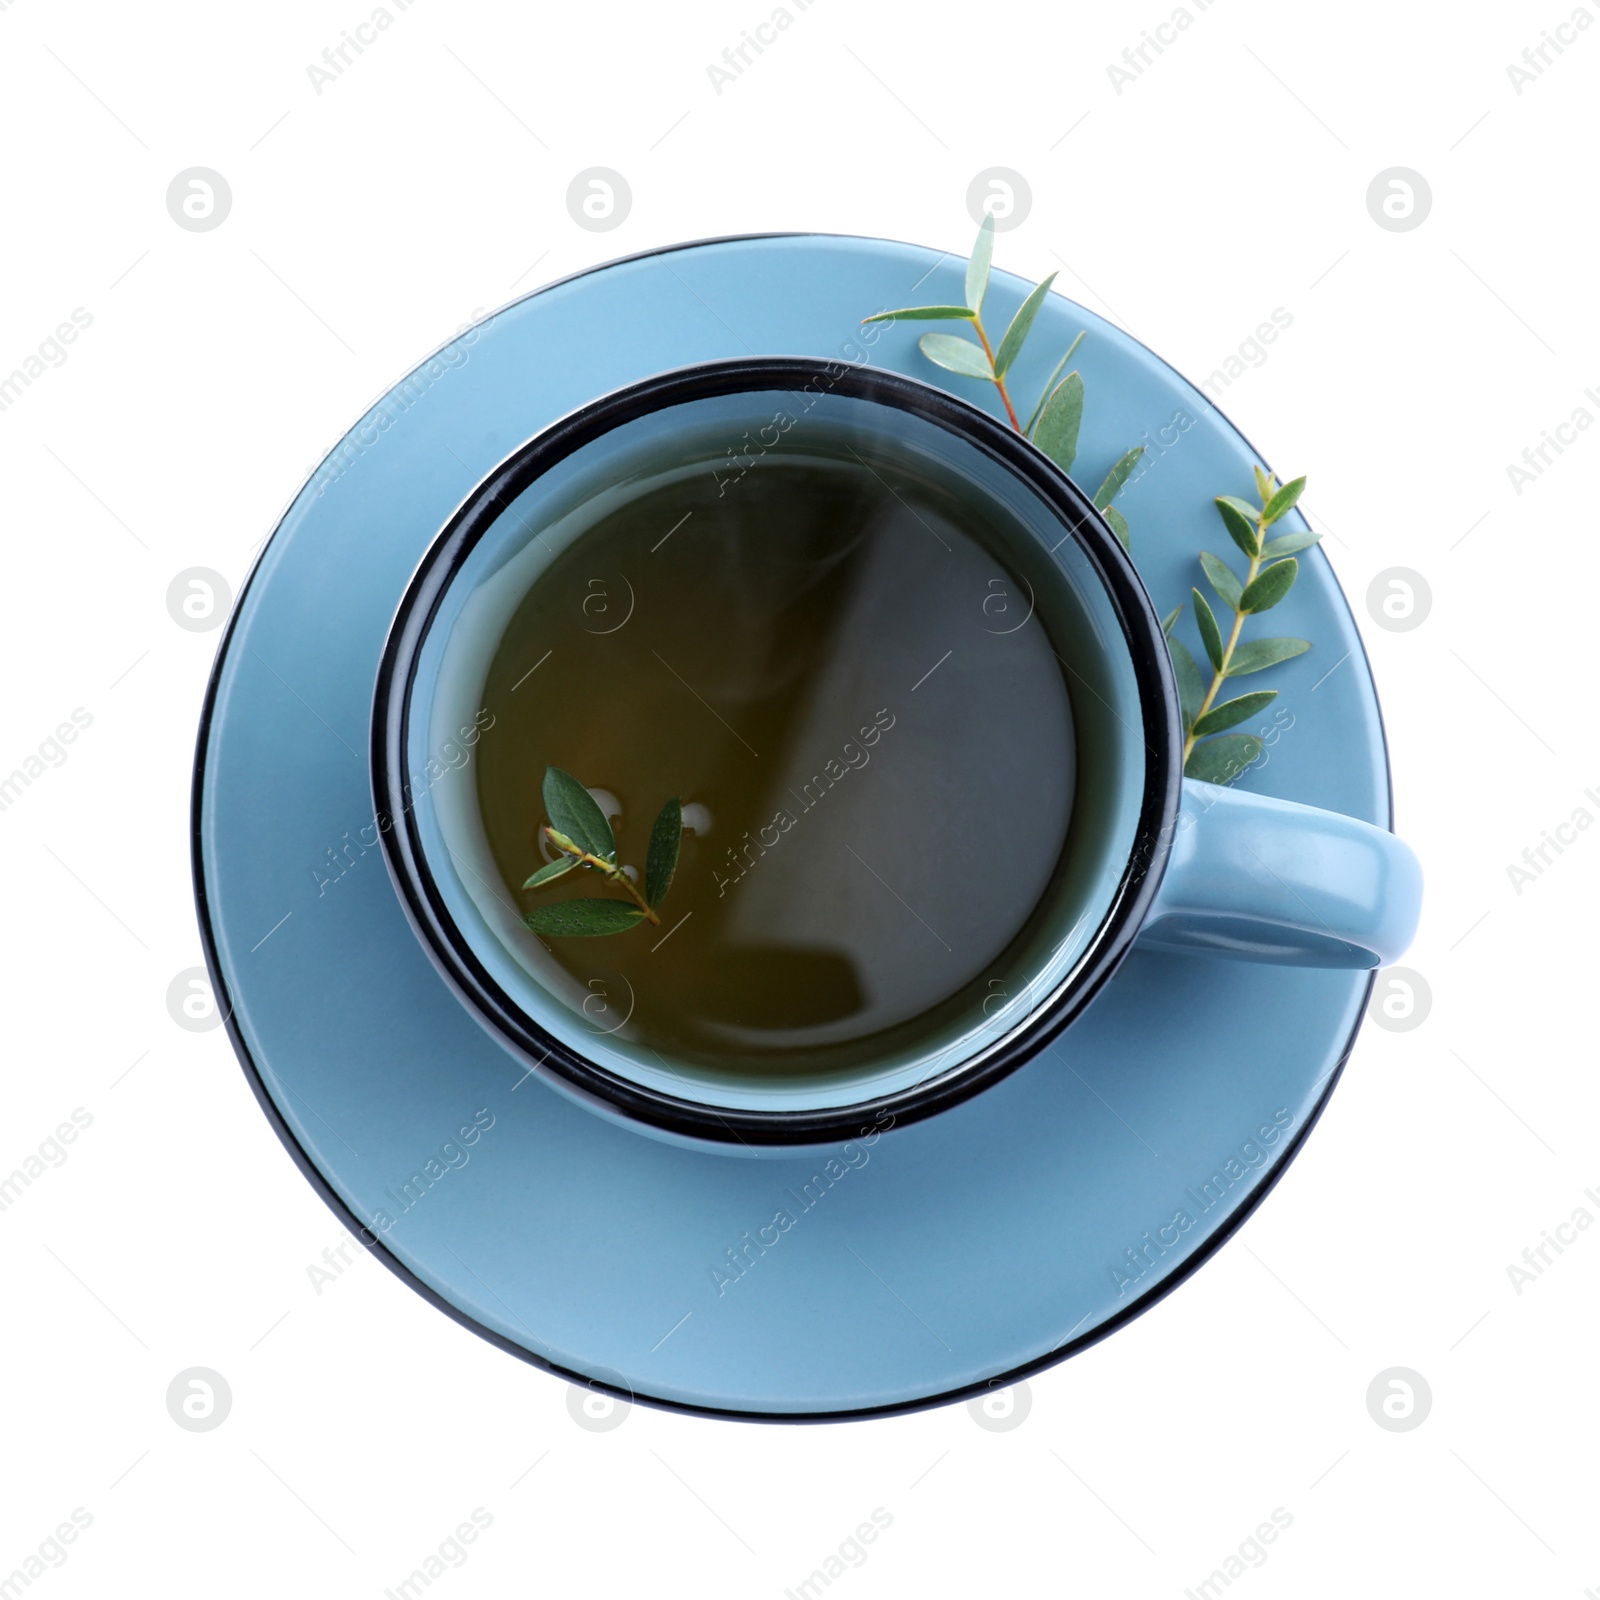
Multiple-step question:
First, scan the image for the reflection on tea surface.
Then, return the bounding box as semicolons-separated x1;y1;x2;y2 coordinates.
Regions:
476;454;1075;1077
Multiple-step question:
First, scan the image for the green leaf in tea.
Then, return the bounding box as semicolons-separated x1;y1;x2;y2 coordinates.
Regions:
525;766;685;936
523;900;647;937
918;332;994;379
522;856;578;890
543;766;617;863
645;797;683;908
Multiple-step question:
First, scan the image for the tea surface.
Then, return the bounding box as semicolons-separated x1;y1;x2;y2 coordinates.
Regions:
475;453;1076;1076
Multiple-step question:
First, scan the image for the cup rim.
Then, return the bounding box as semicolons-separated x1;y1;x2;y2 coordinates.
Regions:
370;355;1182;1145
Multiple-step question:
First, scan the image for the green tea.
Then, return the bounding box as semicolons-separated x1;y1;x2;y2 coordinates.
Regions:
474;450;1078;1077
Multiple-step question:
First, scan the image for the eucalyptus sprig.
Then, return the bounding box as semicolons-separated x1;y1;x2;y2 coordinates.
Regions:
863;215;1145;550
865;222;1317;790
1163;467;1318;784
522;766;683;937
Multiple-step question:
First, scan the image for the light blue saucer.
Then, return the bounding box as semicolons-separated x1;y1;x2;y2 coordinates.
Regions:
194;234;1389;1418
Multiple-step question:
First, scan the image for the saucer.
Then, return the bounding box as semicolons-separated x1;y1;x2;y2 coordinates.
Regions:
194;233;1391;1419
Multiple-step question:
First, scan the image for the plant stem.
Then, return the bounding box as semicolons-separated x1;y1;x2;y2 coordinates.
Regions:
543;827;660;924
971;318;1022;432
1183;507;1268;764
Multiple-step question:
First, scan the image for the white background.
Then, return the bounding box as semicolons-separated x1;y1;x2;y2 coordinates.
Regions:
3;0;1597;1594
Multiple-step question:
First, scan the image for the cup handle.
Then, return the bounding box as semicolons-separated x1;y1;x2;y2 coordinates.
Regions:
1136;779;1423;969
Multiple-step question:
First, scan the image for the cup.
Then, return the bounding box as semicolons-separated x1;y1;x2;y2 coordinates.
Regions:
372;358;1421;1147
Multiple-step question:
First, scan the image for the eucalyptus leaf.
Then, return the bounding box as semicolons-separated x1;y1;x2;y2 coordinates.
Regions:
1199;550;1242;612
1161;604;1183;639
1214;496;1260;558
1239;557;1299;613
966;213;995;312
523;899;646;938
1023;331;1085;436
1094;446;1145;510
1261;528;1321;560
1253;464;1274;502
1168;635;1206;731
993;272;1058;378
1031;370;1083;473
1226;636;1311;676
645;797;683;909
522;856;578;890
1192;587;1225;673
1192;689;1277;737
1262;475;1307;525
1104;506;1131;554
1184;733;1263;785
918;332;993;379
543;767;616;862
862;305;978;323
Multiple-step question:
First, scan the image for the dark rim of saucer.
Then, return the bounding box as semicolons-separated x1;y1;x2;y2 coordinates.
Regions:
370;355;1181;1146
191;232;1393;1422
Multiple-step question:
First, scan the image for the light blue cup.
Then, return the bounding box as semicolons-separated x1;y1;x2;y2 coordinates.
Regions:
372;358;1422;1149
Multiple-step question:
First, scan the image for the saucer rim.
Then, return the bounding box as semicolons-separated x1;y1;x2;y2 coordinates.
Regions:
191;230;1394;1421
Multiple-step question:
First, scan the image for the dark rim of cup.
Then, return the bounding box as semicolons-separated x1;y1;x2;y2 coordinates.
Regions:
371;356;1181;1145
